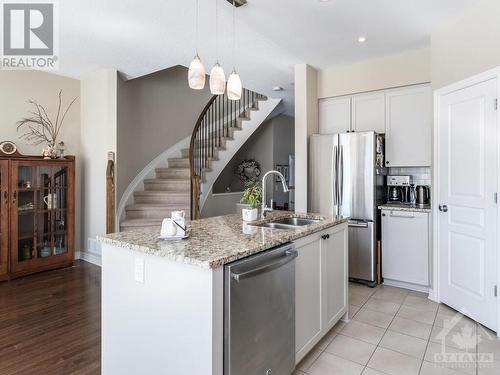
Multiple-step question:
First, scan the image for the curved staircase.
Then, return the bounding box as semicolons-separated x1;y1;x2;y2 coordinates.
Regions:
119;88;279;231
120;148;191;231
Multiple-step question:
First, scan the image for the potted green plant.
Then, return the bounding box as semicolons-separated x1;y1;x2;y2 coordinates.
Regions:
240;182;262;221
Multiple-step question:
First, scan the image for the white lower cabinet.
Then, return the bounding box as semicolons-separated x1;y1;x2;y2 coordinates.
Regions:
381;209;430;287
294;222;348;363
323;225;348;328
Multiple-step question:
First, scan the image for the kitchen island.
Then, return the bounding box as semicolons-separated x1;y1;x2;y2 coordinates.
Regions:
98;212;349;375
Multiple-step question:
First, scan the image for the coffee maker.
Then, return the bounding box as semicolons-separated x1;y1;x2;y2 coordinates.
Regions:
387;175;414;204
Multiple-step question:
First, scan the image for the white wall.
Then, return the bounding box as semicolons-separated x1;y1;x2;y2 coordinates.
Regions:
80;69;117;259
0;70;82;252
318;48;431;99
431;0;500;89
294;64;318;213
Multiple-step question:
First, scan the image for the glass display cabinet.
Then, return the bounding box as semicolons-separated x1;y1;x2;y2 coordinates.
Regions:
0;156;75;280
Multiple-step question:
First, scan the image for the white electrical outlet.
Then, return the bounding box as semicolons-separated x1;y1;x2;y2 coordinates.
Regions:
134;258;145;283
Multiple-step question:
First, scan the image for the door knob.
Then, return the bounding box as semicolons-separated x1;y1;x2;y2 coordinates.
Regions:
439;204;448;212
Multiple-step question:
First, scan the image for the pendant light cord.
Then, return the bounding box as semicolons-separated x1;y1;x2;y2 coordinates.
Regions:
195;0;199;55
215;0;219;63
232;0;236;70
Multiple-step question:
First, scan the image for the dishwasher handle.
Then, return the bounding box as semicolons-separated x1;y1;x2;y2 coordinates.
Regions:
231;250;298;282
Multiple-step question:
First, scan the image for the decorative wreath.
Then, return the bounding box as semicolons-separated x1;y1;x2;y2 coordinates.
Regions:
235;159;261;185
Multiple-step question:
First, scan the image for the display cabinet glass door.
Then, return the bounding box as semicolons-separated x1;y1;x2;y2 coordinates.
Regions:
10;161;73;273
0;161;8;277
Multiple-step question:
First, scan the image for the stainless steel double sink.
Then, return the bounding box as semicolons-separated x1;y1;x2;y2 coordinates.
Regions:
250;217;321;230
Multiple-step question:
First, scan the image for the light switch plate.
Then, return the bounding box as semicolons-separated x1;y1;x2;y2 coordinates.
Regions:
134;258;145;283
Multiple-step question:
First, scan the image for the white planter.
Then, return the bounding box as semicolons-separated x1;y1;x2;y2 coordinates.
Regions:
242;208;258;222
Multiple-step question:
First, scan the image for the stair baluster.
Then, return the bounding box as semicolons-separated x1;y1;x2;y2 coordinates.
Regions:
189;88;266;220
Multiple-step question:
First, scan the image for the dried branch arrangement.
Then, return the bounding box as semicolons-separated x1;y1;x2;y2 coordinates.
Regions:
17;90;78;147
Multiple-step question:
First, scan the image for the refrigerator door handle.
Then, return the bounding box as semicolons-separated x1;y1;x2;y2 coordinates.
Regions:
348;220;369;228
332;145;338;209
339;145;344;207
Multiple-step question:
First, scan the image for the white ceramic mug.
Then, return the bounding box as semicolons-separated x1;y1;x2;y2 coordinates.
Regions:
43;194;57;209
161;218;177;237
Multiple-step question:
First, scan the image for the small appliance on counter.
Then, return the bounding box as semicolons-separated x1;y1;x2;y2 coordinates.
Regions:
416;185;431;206
386;175;412;204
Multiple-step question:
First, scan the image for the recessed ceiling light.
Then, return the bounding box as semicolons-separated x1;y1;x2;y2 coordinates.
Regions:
319;0;331;2
273;86;284;92
357;36;367;43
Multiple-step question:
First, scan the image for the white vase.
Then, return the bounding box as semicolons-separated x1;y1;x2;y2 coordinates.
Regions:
242;208;258;222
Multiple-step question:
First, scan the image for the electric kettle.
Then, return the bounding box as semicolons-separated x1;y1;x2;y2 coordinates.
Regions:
416;185;430;206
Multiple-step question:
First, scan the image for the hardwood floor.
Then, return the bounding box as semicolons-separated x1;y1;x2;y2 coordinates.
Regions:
0;261;101;375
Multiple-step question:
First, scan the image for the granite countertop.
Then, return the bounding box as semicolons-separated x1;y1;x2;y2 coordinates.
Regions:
97;212;348;269
378;203;431;213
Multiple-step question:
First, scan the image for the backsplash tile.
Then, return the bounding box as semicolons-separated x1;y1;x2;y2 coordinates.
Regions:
388;167;431;186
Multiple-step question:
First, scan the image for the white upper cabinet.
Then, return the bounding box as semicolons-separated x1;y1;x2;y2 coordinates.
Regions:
351;92;386;133
385;85;432;167
319;96;351;134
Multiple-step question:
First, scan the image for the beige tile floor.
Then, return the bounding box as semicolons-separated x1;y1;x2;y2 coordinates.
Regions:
294;283;500;375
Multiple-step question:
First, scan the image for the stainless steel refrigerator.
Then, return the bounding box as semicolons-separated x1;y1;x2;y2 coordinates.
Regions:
309;131;385;286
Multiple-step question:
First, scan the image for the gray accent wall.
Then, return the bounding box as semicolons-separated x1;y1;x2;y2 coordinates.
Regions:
204;114;294;218
117;65;212;202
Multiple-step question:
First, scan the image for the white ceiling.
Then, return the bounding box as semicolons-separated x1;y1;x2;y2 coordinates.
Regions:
59;0;475;114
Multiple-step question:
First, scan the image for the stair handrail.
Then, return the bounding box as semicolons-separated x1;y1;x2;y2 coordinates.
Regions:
189;94;217;220
189;88;262;219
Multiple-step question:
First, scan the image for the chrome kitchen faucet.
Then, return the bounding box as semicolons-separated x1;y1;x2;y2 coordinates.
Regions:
261;170;289;219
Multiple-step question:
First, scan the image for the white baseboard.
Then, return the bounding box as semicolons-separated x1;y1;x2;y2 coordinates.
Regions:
76;250;102;267
383;279;429;293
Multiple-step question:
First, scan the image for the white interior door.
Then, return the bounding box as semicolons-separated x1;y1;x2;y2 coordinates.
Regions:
438;78;498;331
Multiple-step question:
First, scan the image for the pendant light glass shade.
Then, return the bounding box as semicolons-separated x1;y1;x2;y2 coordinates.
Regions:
188;55;206;90
227;69;242;100
210;62;226;95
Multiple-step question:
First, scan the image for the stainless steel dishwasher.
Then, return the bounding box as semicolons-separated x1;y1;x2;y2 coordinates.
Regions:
224;243;297;375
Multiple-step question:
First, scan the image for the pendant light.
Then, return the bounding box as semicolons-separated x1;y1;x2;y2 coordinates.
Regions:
188;0;206;90
210;0;226;95
226;0;242;100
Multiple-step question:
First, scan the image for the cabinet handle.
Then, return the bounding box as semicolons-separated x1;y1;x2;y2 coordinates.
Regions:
385;161;389;165
3;191;7;204
321;234;330;240
390;211;415;218
12;191;17;204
